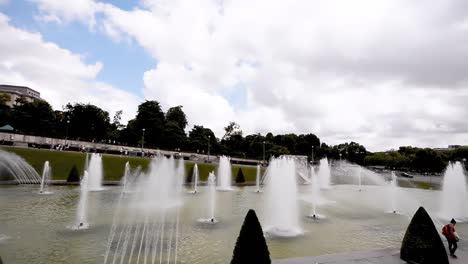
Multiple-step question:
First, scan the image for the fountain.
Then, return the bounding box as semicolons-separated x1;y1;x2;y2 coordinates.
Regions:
87;153;103;191
217;156;233;191
198;172;218;224
190;164;199;194
386;171;399;214
318;158;331;189
307;165;325;220
358;166;362;191
84;153;90;171
263;157;302;237
0;150;41;184
74;171;89;230
103;156;184;263
439;161;468;221
39;161;51;194
255;164;262;193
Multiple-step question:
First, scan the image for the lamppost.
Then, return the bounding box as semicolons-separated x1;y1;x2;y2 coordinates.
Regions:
141;128;145;155
262;141;266;166
65;118;70;145
207;136;211;162
311;146;315;164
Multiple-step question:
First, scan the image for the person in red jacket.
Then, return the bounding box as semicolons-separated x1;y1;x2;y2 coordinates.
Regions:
442;218;459;258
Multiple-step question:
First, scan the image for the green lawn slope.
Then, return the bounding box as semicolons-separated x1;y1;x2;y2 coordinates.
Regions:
1;147;259;182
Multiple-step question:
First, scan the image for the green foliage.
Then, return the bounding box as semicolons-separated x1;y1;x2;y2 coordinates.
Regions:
135;100;166;147
67;165;81;182
64;103;111;141
11;100;56;136
231;209;270;264
188;125;218;153
364;147;451;173
400;207;448;264
0;93;11;126
161;121;187;150
236;168;245;183
166;106;188;130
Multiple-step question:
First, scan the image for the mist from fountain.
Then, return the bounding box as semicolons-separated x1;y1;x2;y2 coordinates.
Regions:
318;158;331;189
307;165;325;219
255;164;262;193
87;153;103;191
190;164;199;194
0;150;41;184
84;153;89;171
386;171;399;214
103;156;184;263
263;157;302;237
217;156;232;191
439;162;468;221
74;171;89;230
358;166;362;191
39;161;51;194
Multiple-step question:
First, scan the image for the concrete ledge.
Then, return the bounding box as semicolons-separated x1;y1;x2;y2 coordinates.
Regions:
273;248;401;264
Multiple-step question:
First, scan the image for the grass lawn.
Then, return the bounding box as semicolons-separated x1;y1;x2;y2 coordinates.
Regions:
1;146;259;182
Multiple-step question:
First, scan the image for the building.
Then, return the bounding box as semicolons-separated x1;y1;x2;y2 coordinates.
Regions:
0;84;42;107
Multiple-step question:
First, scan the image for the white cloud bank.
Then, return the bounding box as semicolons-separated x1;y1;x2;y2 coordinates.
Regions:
0;13;140;123
25;0;468;150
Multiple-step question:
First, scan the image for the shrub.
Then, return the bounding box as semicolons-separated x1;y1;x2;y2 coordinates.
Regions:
400;206;448;264
236;168;245;183
67;165;80;182
231;209;270;264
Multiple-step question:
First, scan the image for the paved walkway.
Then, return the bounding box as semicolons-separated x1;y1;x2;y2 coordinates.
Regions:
274;242;468;264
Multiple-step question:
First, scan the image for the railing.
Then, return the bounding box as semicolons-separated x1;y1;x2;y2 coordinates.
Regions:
0;132;261;165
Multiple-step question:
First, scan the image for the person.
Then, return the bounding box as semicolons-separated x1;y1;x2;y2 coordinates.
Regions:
442;218;459;258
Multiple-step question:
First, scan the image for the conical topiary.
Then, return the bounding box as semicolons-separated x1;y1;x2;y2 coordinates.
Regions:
186;165;194;183
400;206;448;264
231;209;270;264
235;168;246;183
67;165;80;183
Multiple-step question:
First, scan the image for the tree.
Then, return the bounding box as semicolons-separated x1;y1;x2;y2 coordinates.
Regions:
67;165;81;182
400;207;448;264
413;148;445;172
0;93;12;126
236;168;245;183
221;122;244;156
134;101;166;147
11;100;56;136
63;103;111;141
166;106;188;130
231;209;270;264
188;125;218;153
223;122;242;140
161;121;187;150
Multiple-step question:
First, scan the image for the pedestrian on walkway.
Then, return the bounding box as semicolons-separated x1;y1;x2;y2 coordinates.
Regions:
442;218;459;258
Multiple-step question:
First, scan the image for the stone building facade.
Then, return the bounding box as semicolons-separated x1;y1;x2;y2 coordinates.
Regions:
0;84;42;107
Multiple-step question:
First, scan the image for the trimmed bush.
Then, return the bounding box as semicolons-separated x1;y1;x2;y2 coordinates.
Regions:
231;209;270;264
400;206;448;264
186;165;194;183
235;168;245;183
67;165;80;182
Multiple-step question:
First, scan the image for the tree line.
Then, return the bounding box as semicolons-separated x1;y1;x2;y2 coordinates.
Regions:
0;96;332;160
1;94;466;173
364;146;468;173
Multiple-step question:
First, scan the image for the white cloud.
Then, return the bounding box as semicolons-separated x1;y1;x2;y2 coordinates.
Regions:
0;13;140;123
28;0;468;151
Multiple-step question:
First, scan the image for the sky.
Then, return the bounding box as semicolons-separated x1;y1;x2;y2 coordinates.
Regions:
1;0;468;152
